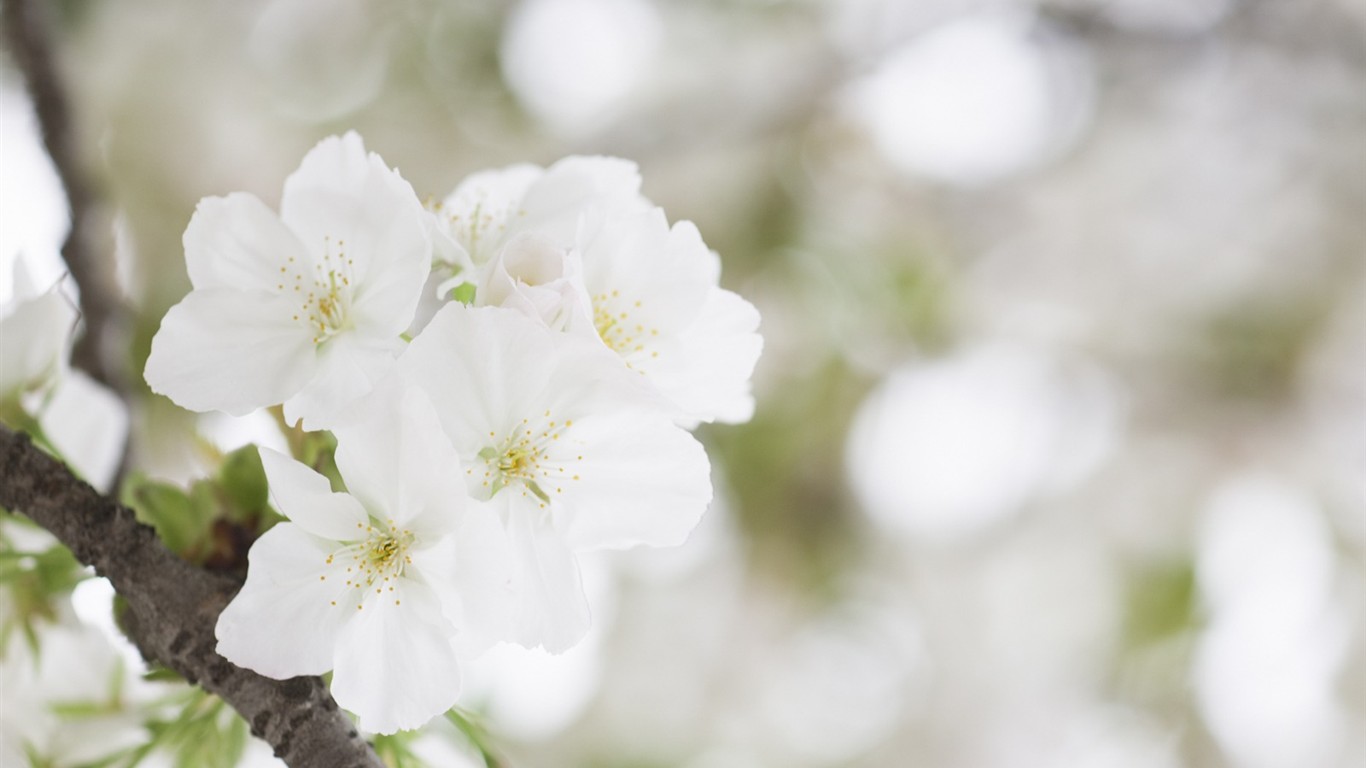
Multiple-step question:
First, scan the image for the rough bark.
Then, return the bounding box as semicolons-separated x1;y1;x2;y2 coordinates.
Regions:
0;426;384;768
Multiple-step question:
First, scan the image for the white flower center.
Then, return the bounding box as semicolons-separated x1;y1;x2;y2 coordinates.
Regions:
471;411;584;507
277;236;356;345
430;197;526;265
323;519;414;610
592;289;659;364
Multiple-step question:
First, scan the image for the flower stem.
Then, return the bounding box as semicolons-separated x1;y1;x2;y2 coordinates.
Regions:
445;708;508;768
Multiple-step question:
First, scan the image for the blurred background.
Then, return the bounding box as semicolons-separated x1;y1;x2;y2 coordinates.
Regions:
2;0;1364;766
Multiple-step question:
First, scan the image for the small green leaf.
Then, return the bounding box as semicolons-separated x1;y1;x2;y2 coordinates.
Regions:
451;281;477;305
121;475;210;557
217;445;267;520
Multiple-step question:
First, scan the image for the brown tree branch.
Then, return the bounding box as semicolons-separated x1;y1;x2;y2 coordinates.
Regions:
0;425;384;768
2;0;123;389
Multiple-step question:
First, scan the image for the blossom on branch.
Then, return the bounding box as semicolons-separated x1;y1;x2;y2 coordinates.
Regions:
431;155;646;274
215;384;512;734
399;304;713;651
0;257;127;491
139;132;761;738
144;132;431;429
576;207;763;425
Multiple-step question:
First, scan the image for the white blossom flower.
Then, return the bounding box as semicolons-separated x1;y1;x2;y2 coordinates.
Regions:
475;233;589;332
144;132;431;428
215;383;512;734
431;155;646;276
0;613;147;767
399;304;712;652
577;207;763;425
0;257;77;402
40;371;128;494
0;257;127;492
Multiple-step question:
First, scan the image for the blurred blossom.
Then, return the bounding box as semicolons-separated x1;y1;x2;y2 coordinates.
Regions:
0;80;67;280
684;749;765;768
751;605;925;765
1096;0;1236;33
846;343;1121;541
457;555;615;740
199;409;292;458
459;633;604;741
247;0;390;120
501;0;661;135
842;11;1093;184
0;257;78;401
1194;474;1349;768
40;371;129;493
581;511;748;763
975;703;1179;768
71;577;147;675
0;613;148;767
406;725;485;768
610;472;739;582
1;253;127;493
1302;295;1366;531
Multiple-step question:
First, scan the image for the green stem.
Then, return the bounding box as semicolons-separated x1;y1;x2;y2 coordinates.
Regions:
445;709;507;768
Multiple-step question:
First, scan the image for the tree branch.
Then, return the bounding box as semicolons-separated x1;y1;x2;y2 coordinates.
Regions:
0;425;384;768
2;0;123;389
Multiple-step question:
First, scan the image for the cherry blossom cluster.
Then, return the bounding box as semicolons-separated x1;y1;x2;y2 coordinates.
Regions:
1;260;126;493
143;133;762;734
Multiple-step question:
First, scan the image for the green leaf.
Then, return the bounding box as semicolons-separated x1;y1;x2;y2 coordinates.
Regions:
217;445;267;520
445;708;505;768
121;475;210;556
451;281;477;305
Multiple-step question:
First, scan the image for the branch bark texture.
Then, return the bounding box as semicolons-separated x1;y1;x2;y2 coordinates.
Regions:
0;426;384;768
2;0;122;388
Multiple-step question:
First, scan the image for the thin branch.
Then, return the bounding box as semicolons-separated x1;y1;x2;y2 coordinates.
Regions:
2;0;123;389
0;426;384;768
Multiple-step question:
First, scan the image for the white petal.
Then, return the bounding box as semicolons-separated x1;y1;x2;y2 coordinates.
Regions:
215;524;351;679
332;380;465;536
521;156;647;246
0;279;77;399
410;503;517;656
578;212;712;355
555;412;713;550
399;305;558;453
649;288;763;424
504;508;591;653
329;579;462;734
579;212;761;424
39;372;128;493
279;133;430;337
282;335;399;430
438;164;543;265
259;447;369;540
144;289;316;416
183;193;307;292
478;235;590;331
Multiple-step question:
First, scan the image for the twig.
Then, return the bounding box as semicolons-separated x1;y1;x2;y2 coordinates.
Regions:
2;0;122;389
0;425;385;768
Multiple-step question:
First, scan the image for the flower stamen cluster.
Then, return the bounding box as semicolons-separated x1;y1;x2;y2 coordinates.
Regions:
157;135;763;736
284;236;356;344
324;519;415;598
474;414;580;504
